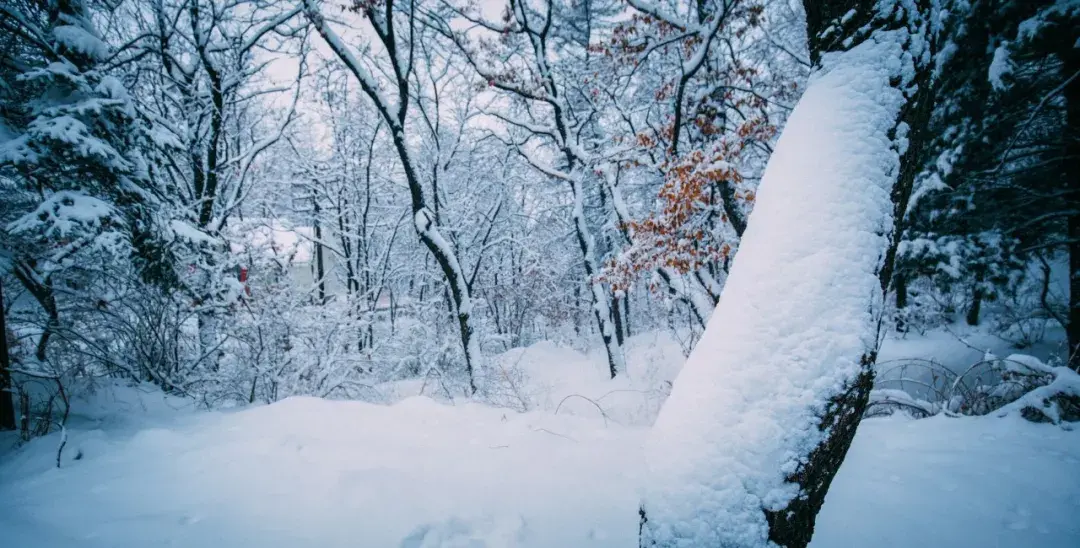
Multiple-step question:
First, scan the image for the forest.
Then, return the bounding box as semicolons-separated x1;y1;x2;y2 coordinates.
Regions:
1;0;1078;546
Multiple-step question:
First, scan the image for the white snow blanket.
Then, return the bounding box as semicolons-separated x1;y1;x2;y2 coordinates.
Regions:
1;383;1078;547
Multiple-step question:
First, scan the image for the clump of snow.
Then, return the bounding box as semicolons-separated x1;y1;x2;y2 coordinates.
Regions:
7;190;117;238
997;365;1080;424
169;219;216;245
640;28;911;545
52;24;110;61
988;43;1013;91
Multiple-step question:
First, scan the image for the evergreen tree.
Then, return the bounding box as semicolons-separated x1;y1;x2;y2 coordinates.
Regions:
0;0;170;362
899;0;1079;366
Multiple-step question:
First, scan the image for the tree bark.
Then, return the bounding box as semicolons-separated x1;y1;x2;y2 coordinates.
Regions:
966;278;983;327
1065;45;1080;372
895;271;908;332
0;278;16;431
313;197;326;305
762;3;935;546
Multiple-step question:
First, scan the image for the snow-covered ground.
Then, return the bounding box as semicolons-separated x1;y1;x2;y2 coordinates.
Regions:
1;332;1078;547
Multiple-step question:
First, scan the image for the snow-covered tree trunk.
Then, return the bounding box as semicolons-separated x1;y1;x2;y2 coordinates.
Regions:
571;175;626;379
303;0;480;393
639;1;935;546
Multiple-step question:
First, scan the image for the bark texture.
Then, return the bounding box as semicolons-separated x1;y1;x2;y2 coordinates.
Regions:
760;2;935;546
0;278;15;431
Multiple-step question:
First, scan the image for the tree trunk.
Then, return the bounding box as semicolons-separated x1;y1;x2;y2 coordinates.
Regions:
0;278;16;431
1065;45;1080;372
303;2;479;393
640;1;934;546
895;271;909;332
966;278;983;327
313;197;326;305
763;4;935;546
570;177;625;379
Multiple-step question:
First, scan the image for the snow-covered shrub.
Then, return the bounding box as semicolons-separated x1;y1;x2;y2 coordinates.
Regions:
871;353;1076;422
995;360;1080;424
990;258;1067;349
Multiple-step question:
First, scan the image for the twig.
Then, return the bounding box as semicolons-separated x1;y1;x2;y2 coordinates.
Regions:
530;426;577;442
554;394;609;427
56;423;66;468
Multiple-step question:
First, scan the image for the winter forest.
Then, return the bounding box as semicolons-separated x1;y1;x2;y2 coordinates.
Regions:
1;0;1078;546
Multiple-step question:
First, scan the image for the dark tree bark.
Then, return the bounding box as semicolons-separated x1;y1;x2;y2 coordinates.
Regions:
313;197;326;305
0;278;16;431
756;4;936;547
967;280;983;327
1065;45;1080;371
895;271;909;332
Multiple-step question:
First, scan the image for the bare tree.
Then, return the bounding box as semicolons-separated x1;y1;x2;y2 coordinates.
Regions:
302;0;482;393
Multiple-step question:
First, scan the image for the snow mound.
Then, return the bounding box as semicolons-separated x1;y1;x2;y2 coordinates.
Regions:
484;333;683;425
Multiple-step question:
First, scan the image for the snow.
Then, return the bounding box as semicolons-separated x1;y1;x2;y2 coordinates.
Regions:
169;219;216;245
477;333;683;425
997;366;1080;424
639;27;911;545
7;190;118;238
988;43;1012;91
0;383;645;547
812;415;1080;547
51;24;109;61
231;220;315;263
2;375;1079;547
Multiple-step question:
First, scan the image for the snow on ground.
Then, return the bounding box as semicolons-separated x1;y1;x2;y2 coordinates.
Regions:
879;323;1067;375
0;385;645;547
814;415;1080;547
1;333;1079;547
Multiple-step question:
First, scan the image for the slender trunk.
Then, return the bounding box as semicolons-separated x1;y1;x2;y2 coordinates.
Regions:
0;278;16;431
895;271;908;332
612;292;626;348
1069;214;1080;370
1065;46;1080;372
966;271;983;327
570;177;624;378
198;312;219;371
657;268;710;329
573;284;582;337
313;198;326;305
303;3;479;393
